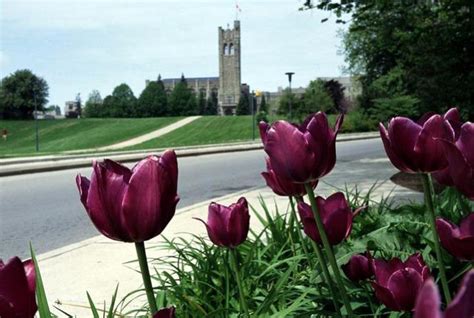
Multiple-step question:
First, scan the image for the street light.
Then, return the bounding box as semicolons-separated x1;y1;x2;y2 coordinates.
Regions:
285;72;295;119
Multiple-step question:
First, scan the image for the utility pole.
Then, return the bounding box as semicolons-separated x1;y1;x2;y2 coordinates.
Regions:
285;72;295;119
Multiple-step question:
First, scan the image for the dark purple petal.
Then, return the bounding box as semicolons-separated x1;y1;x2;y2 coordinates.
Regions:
459;213;474;236
379;123;412;173
388;268;424;311
342;253;373;281
404;253;427;275
261;158;311;197
297;202;320;243
76;174;90;207
436;217;474;260
387;117;422;172
22;260;35;295
153;306;176;318
415;115;453;172
265;121;315;182
414;278;443;318
444;107;462;139
204;203;230;246
373;258;404;287
259;121;269;145
372;282;400;311
445;270;474;318
457;123;474;166
228;197;249;247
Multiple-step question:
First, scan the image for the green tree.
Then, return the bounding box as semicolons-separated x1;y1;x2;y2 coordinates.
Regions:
277;89;301;118
169;75;196;115
299;79;333;117
0;69;49;119
104;83;137;117
324;80;346;113
137;78;168;117
236;92;250;115
204;90;219;115
307;0;474;119
259;94;268;113
84;90;104;118
197;90;207;115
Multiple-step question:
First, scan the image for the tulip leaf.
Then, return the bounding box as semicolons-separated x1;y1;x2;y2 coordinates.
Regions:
86;292;100;318
30;243;53;318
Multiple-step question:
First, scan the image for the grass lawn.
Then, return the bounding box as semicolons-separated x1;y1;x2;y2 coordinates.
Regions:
0;117;181;157
126;114;353;150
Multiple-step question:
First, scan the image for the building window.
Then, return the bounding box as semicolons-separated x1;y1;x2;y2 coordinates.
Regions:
229;43;234;55
223;43;228;55
225;95;234;104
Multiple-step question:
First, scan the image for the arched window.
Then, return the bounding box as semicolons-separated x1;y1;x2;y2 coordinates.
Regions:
229;43;234;55
223;43;228;55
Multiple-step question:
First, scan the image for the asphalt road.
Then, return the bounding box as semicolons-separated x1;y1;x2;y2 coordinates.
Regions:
0;138;387;259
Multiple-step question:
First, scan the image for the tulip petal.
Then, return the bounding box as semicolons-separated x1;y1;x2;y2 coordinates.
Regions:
76;174;90;207
445;270;474;318
388;268;423;311
414;278;443;318
371;282;400;311
265;121;315;182
297;202;320;243
206;203;230;246
153;306;176;318
457;123;474;164
22;260;35;295
306;112;335;177
387;117;422;172
460;213;474;236
437;217;461;258
0;257;35;316
415;115;453;172
259;121;269;144
379;123;412;172
373;258;404;286
404;253;427;275
228;197;249;247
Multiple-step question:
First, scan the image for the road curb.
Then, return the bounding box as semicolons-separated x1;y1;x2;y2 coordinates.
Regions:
0;132;379;177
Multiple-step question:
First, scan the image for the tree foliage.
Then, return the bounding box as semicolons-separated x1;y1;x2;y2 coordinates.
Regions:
236;92;250;115
102;83;137;118
204;90;219;115
0;69;49;119
169;75;197;116
306;0;474;119
137;78;168;117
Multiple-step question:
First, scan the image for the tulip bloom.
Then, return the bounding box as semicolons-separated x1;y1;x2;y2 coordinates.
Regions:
259;112;343;183
297;192;362;245
379;114;455;173
436;213;474;261
261;158;317;197
414;270;474;318
196;197;250;248
76;150;179;242
438;123;474;199
0;257;36;318
372;253;430;311
153;307;176;318
342;252;374;282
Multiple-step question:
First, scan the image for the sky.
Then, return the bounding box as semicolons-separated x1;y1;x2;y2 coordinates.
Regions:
0;0;347;107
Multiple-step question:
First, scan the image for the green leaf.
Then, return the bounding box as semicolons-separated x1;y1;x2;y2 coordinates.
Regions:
30;243;53;318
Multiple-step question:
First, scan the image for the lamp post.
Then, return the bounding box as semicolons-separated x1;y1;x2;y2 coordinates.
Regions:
285;72;294;119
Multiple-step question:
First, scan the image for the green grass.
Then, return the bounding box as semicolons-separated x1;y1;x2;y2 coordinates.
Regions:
0;117;181;157
126;114;362;150
126;116;259;150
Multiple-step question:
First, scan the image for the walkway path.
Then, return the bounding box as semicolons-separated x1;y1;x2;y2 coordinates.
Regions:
96;116;201;151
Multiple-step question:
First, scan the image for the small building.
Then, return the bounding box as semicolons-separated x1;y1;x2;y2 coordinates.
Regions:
64;101;81;118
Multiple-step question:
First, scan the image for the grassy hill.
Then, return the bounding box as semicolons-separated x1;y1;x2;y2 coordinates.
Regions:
0;117;181;157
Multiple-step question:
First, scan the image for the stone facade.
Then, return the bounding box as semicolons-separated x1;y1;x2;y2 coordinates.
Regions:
218;20;241;115
154;76;219;98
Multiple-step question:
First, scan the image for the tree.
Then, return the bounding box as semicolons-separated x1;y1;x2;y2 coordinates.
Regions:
197;90;207;115
324;80;346;113
169;75;196;115
259;94;268;113
103;83;137;117
204;90;219;115
137;77;168;117
84;90;104;118
277;89;301;118
236;92;250;115
307;1;474;119
0;69;49;119
297;80;333;118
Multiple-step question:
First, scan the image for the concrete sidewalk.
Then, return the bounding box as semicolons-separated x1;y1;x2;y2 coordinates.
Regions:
0;131;380;177
38;179;418;316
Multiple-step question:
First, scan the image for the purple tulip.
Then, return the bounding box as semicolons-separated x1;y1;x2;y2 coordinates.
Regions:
379;114;455;173
342;252;374;282
438;122;474;199
414;270;474;318
297;192;362;245
196;197;250;248
261;158;318;197
0;257;37;318
371;253;430;311
436;213;474;261
76;150;179;242
259;112;343;183
153;306;176;318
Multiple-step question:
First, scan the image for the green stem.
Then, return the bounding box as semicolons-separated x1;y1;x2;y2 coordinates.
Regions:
304;183;354;317
311;241;342;317
290;196;313;266
294;196;341;316
362;283;376;316
421;173;452;303
230;248;249;316
135;241;158;314
225;249;230;318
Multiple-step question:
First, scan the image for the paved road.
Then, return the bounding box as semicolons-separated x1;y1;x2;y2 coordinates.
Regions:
0;138;388;259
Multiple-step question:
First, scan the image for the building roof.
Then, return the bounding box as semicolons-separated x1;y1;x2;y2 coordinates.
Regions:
161;76;219;83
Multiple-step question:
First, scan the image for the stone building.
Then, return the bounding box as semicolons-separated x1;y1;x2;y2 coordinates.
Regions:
146;20;243;115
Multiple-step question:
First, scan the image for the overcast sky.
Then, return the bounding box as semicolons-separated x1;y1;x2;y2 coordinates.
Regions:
1;0;347;106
